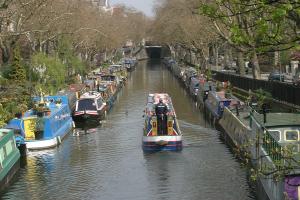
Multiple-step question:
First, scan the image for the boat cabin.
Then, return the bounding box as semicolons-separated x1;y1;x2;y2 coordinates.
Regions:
205;90;237;118
75;91;105;113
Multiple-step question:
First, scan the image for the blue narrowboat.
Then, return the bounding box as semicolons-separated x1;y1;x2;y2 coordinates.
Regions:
204;90;237;120
6;95;74;150
143;93;182;152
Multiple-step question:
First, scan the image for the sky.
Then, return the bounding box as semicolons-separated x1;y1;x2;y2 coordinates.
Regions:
110;0;156;17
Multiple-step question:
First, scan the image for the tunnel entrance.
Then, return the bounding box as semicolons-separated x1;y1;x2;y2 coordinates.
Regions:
145;47;162;59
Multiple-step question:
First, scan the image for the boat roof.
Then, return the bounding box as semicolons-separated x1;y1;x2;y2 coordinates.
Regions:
209;90;232;102
33;95;69;105
110;64;122;67
80;91;102;99
149;93;170;104
253;112;300;127
147;93;175;113
190;77;200;84
69;84;86;92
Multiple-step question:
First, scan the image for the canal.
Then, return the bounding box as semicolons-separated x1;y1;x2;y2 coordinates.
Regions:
3;60;255;200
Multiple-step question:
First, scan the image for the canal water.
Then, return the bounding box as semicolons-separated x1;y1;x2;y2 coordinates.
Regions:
3;60;255;200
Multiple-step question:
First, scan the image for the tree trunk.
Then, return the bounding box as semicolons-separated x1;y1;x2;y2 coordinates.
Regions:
237;51;245;75
224;47;230;69
251;50;261;79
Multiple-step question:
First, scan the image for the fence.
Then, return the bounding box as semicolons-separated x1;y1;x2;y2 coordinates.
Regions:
213;71;300;106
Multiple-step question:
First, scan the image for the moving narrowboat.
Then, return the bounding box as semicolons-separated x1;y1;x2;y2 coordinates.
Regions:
0;129;20;192
73;91;107;122
6;95;74;150
143;93;182;151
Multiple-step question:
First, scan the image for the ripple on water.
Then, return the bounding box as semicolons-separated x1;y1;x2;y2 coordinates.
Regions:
2;60;255;200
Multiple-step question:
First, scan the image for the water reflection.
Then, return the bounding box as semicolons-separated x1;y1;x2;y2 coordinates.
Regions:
2;60;255;200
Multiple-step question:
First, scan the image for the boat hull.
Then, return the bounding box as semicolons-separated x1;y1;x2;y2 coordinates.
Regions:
142;136;183;152
0;156;20;192
25;120;73;150
73;112;105;123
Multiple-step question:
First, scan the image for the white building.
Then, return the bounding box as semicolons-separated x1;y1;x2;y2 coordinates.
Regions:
90;0;112;13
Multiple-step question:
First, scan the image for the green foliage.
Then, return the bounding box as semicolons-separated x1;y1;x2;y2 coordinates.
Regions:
8;47;27;84
200;4;218;17
57;36;86;75
255;88;272;107
31;53;66;94
199;0;299;58
0;103;11;128
205;68;212;80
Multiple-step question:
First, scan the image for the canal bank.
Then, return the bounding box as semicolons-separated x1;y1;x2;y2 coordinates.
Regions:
2;60;255;200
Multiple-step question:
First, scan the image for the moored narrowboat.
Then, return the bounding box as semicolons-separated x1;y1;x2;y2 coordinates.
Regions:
6;95;74;150
123;58;136;72
73;91;107;123
0;129;20;192
204;90;238;120
250;111;300;200
188;77;200;100
143;93;182;151
196;80;215;108
218;102;300;200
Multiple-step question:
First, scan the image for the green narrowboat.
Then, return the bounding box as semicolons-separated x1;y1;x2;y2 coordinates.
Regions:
0;129;21;192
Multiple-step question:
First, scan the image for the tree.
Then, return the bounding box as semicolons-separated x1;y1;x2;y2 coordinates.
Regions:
151;0;218;69
8;46;26;84
199;0;300;79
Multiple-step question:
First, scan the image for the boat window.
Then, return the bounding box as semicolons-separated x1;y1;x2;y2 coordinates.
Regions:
268;130;281;142
284;130;299;141
77;99;97;111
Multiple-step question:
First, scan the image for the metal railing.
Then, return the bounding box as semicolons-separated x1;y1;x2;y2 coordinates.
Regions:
213;71;300;106
262;129;283;162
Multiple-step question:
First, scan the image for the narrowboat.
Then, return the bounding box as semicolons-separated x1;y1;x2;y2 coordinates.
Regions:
123;58;136;72
56;89;77;112
188;77;200;100
204;90;238;120
100;74;122;89
163;57;176;70
108;64;127;84
196;80;215;108
219;103;300;200
6;95;74;150
173;64;185;80
73;91;107;122
143;93;182;151
0;129;20;192
183;67;197;88
84;79;96;91
97;82;117;111
249;111;300;200
68;83;87;99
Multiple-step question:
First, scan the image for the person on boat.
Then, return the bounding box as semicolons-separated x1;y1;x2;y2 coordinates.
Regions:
155;98;169;135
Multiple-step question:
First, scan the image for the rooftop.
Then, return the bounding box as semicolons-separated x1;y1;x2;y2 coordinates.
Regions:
253;112;300;127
